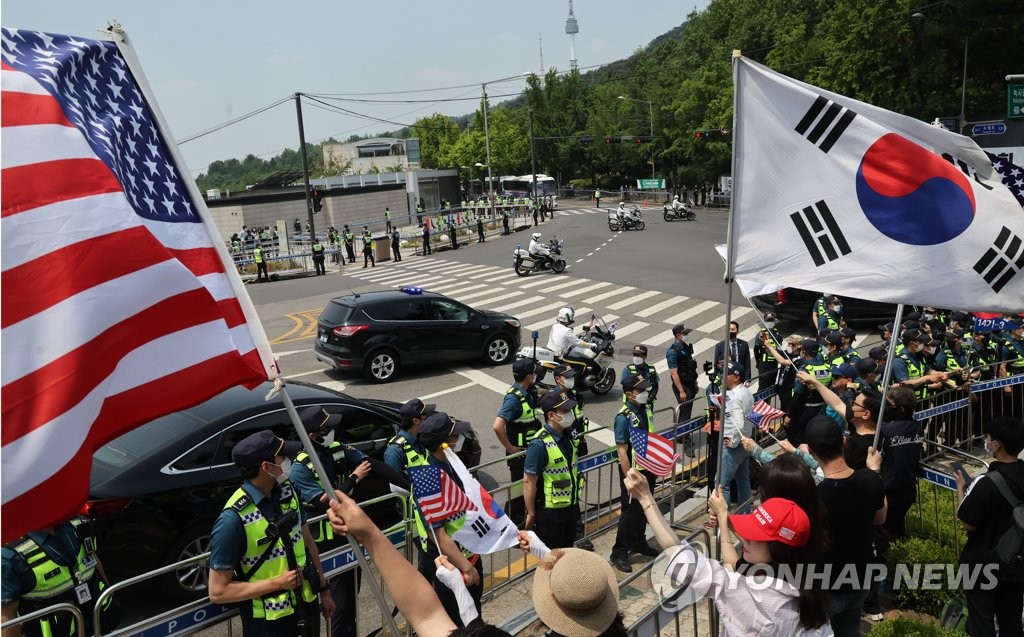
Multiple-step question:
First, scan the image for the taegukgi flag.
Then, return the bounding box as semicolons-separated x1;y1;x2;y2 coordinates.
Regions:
731;57;1024;313
445;448;519;555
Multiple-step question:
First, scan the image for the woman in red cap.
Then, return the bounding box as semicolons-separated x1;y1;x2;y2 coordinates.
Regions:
625;469;831;636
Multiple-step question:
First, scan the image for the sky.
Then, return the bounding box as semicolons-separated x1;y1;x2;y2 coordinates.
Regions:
3;0;708;177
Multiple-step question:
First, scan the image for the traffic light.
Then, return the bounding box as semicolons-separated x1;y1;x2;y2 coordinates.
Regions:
694;129;729;140
604;137;620;144
311;188;323;213
634;136;648;144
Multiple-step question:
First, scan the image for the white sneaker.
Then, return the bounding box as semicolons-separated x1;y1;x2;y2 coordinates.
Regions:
864;613;884;622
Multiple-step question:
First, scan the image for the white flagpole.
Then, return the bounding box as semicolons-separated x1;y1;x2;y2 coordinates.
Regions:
871;304;906;448
108;23;278;381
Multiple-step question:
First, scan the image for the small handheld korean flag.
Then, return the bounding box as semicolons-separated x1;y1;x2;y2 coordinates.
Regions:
445;448;519;555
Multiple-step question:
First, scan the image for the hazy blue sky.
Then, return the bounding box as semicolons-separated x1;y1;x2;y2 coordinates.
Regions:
3;1;708;176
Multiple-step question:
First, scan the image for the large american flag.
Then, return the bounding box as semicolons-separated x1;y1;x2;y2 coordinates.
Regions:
629;426;680;477
748;400;786;433
408;464;477;525
0;28;275;542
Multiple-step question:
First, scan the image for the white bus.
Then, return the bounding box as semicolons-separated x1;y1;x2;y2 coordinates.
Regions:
499;174;558;203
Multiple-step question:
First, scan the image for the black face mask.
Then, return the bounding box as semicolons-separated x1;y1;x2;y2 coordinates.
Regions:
845;405;855;424
729;333;738;340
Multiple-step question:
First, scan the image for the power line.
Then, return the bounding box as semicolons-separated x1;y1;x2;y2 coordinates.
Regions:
178;95;293;144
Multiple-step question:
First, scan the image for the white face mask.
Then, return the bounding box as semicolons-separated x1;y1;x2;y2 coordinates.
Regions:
632;356;644;366
562;377;575;390
321;430;336;446
764;322;777;331
635;390;650;404
268;459;291;484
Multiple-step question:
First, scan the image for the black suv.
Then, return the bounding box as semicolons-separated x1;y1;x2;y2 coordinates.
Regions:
314;287;522;382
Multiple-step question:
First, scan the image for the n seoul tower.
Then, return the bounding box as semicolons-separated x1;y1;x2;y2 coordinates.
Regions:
565;0;579;70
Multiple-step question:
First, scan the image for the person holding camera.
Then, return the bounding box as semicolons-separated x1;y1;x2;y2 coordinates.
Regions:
208;430;335;637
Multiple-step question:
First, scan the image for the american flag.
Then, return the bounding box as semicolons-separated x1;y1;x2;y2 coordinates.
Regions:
408;464;477;525
748;400;786;433
0;28;275;542
989;152;1024;208
629;426;680;477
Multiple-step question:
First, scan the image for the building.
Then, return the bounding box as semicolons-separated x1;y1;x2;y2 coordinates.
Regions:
322;137;421;175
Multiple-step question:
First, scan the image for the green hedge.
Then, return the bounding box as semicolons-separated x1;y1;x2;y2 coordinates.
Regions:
886;537;961;617
906;481;962;551
866;616;962;637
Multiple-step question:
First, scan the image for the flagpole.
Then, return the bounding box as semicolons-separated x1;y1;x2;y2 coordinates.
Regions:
278;383;404;637
871;304;905;448
715;50;745;505
107;24;277;381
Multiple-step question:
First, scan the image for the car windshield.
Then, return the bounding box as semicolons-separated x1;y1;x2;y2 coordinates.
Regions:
321;300;355;325
93;412;200;469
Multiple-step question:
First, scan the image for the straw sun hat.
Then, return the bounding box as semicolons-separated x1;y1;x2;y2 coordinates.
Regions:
533;548;619;637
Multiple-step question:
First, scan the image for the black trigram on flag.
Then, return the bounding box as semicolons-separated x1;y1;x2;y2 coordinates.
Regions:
790;200;852;266
794;96;857;153
470;518;491;538
973;226;1024;293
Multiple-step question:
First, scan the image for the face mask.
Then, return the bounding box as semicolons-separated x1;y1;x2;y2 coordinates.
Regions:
764;322;777;330
834;304;843;313
635;390;650;404
632;356;644;366
729;332;737;340
549;412;565;427
268;460;291;484
924;313;934;321
561;376;575;390
925;346;936;355
321;429;336;446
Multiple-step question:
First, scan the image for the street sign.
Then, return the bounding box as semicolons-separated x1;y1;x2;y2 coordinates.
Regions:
1009;84;1024;119
971;121;1006;136
936;117;959;131
636;178;664;189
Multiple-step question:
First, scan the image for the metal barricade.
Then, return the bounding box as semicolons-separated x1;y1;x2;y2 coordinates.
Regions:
1;603;86;637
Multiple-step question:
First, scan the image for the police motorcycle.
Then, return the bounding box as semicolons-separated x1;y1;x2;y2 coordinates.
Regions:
515;310;617;395
513;234;566;276
663;198;696;222
608;204;645;232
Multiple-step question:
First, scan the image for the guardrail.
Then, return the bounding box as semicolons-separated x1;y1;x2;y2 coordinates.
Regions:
1;603;85;637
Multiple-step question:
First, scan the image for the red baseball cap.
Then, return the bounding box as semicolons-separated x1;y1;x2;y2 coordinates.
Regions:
729;498;810;547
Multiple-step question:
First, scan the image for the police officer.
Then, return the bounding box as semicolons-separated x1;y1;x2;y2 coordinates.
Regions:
999;321;1024;420
609;374;659;572
421;222;432;255
491;359;542;526
753;314;780;394
361;227;374;269
390;228;402;262
416;413;482;626
253;244;269;282
622;345;659;407
856;358;882;393
524;391;584;550
839;327;861;364
329;229;341;265
551;364;593;550
416;202;425;227
208;431;334;637
666;323;698;420
892;329;946;400
476;214;485;243
311;237;326;276
816;295;844;332
823;331;845;367
384;207;393;233
1;519;117;637
342;225;356;264
784;338;832;447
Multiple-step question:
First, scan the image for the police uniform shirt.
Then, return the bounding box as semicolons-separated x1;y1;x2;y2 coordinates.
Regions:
891;350;923;383
1;523;82;604
291;444;367;507
496;388;531;425
613;400;649;446
524;423;576;482
383;429;425;475
208;481;306;573
792;354;825;397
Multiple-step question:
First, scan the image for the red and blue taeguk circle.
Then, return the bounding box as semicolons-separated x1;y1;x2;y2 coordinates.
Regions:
855;133;976;245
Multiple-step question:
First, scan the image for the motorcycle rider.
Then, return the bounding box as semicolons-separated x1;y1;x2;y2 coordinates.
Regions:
547;307;586;358
671;194;684;212
616;201;628;226
528;232;552;269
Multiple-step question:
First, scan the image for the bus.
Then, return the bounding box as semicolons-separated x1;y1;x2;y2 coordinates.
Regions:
499;174;558;204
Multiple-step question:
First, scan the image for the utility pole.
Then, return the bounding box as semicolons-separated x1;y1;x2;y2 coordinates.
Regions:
482;83;495;220
295;92;315;242
529;109;538;205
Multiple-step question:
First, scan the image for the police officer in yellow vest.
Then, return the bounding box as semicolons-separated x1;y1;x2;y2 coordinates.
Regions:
610;374;660;573
998;321;1024;420
360;227;375;269
785;338;832;447
311;238;326;276
416;412;483;626
491;359;542;526
523;391;584;550
892;329;947;400
383;399;435;580
208;431;334;637
551;365;595;551
253;245;269;282
621;345;659;408
2;519;117;637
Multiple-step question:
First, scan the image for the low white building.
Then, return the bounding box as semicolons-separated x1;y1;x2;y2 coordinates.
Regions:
322;137;420;175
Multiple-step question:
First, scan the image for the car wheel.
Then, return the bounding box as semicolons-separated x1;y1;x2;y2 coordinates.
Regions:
485;334;514;364
159;525;212;603
635;220;646;231
591;368;616;395
364;349;400;383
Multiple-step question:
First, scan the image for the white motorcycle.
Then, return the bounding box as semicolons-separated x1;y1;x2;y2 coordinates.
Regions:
516;315;617;394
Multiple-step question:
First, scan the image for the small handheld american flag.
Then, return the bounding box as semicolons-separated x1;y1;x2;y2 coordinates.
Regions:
749;400;787;433
408;464;476;525
629;427;680;477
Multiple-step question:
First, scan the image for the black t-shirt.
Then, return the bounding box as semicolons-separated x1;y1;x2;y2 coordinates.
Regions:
880;419;924;491
818;468;886;588
958;460;1024;574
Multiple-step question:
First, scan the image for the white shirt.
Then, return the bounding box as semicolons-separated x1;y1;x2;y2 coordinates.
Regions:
722;384;754;448
547;322;582;356
672;198;682;210
528;239;549;257
666;544;834;637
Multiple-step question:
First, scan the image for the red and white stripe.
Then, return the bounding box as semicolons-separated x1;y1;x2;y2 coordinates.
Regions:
1;61;274;542
420;471;476;524
635;430;681;477
751;400;786;432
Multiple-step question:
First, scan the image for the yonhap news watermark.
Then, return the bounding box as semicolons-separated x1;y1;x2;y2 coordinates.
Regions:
650;545;1001;611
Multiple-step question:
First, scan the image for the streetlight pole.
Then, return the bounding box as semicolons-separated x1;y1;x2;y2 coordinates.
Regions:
618;95;655;179
481;83;495;221
959;37;968;134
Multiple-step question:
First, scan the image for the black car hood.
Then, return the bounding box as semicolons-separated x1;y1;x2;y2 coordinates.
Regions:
476;309;514;321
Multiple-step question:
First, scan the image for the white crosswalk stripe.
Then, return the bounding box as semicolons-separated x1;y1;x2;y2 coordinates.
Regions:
467;267;510;279
635;295;689;318
607;290;660;310
529;279;589;294
585;285;636;305
511;300;568;321
662;300;718;326
489;295;545;313
454;288;513;303
608;321;649;340
429;282;489;295
560;281;614;298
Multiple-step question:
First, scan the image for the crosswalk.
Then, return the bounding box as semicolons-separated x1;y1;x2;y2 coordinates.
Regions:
341;256;766;370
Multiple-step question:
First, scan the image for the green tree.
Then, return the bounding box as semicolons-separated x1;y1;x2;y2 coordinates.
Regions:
411;113;461;168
